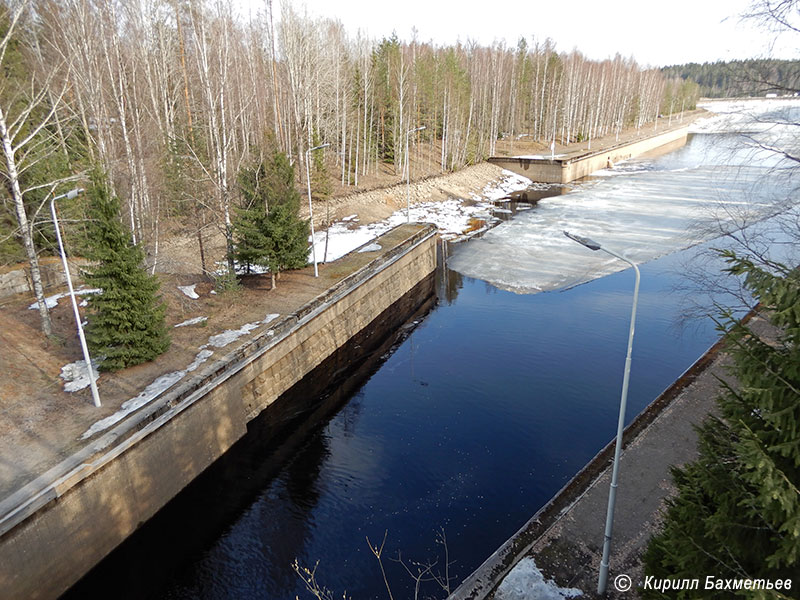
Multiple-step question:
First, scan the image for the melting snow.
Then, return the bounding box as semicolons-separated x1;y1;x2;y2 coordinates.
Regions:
174;316;208;328
308;170;533;263
79;317;268;439
60;359;101;393
494;558;582;600
263;313;279;324
358;243;382;253
28;288;102;310
206;322;261;348
178;284;199;299
79;348;215;440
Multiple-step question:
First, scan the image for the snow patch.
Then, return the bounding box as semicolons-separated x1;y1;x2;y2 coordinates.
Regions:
29;287;102;310
207;322;261;347
263;313;279;325
79;348;215;440
307;170;533;263
494;558;582;600
177;284;199;299
60;359;100;393
174;316;208;328
358;243;382;253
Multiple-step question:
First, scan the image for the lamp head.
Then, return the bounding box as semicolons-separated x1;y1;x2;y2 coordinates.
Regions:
563;230;601;251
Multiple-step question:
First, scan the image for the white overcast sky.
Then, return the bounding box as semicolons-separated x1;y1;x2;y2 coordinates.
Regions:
238;0;796;67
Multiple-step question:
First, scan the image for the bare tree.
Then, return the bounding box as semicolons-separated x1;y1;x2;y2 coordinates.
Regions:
0;0;73;336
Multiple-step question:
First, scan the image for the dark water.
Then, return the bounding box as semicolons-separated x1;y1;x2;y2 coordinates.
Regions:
65;244;722;600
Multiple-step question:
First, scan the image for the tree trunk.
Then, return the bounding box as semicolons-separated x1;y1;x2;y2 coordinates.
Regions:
0;105;52;336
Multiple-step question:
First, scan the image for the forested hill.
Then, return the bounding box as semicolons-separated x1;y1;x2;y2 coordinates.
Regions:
661;59;800;98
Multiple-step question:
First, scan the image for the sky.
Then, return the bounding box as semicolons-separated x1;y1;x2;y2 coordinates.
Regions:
239;0;797;67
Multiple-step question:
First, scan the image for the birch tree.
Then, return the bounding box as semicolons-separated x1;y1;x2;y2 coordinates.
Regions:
0;0;72;336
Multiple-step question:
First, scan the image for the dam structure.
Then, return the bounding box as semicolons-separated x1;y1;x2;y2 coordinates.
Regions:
489;124;690;183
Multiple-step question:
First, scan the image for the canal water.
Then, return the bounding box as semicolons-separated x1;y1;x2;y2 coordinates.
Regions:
64;105;798;600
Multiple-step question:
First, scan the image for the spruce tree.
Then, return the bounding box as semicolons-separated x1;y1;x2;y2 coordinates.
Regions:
82;169;170;371
233;150;309;288
233;161;270;274
232;203;269;274
643;251;800;598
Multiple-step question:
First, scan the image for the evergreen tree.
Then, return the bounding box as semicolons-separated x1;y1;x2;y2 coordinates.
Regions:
233;150;308;288
233;161;270;274
232;202;269;274
643;252;800;598
263;149;308;288
82;168;170;371
264;200;308;282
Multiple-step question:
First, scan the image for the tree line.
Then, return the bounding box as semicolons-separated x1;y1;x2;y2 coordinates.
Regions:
1;0;695;340
661;58;800;98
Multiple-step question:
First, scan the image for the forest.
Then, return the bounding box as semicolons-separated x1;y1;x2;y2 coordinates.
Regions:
1;0;698;335
661;58;800;98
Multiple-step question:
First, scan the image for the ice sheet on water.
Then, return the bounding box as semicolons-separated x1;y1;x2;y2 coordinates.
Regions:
449;164;791;294
694;99;800;135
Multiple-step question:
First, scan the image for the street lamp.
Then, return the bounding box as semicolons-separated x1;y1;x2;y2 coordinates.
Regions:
50;188;101;408
563;230;640;595
405;126;425;223
305;142;330;277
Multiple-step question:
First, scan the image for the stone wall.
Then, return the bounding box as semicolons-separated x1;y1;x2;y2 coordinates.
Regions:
0;257;87;300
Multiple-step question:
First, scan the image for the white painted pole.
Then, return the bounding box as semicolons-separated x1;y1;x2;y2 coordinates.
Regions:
405;126;425;223
51;188;101;408
563;231;640;596
305;143;329;277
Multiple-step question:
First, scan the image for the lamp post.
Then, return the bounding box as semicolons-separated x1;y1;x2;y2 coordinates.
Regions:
50;188;101;408
563;230;640;595
405;126;425;223
305;142;330;277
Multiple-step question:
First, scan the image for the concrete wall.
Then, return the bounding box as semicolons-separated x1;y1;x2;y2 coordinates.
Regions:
0;224;437;600
488;126;689;183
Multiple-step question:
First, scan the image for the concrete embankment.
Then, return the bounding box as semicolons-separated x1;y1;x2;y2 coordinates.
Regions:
0;223;437;600
489;125;690;183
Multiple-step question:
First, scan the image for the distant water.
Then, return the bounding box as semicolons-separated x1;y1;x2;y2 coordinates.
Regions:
66;110;798;600
450;131;798;293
